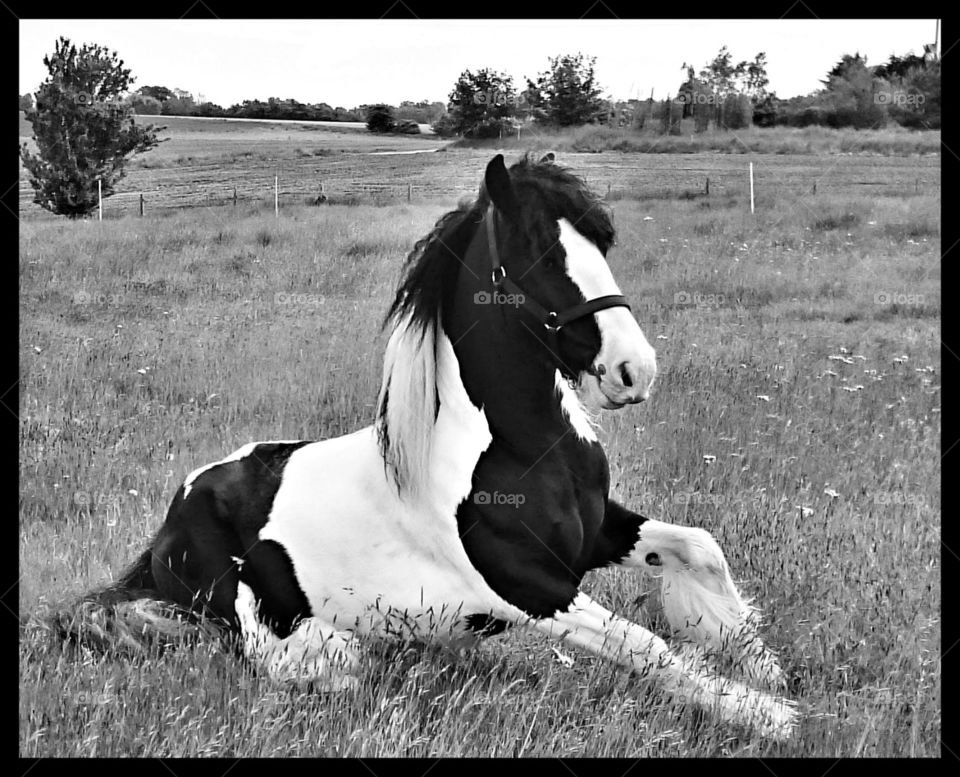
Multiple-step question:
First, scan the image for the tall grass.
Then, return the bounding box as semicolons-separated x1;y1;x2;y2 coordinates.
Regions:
455;124;941;156
19;180;940;755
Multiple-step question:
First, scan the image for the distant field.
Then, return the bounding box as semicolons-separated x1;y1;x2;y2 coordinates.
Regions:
19;114;940;217
19;132;940;754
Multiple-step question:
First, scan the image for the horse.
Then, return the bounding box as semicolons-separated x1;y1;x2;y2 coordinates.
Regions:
58;153;796;739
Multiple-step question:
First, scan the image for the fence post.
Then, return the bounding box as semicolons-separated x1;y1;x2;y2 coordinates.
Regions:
139;192;144;217
275;175;279;218
233;187;237;208
749;162;755;214
98;178;102;221
407;183;412;203
705;177;710;196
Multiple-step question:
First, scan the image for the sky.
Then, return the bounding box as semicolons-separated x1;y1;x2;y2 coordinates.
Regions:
19;19;939;108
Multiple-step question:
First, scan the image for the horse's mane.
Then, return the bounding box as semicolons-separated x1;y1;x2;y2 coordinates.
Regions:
375;154;616;498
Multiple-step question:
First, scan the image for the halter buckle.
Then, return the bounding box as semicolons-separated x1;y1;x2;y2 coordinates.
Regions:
491;266;507;286
544;311;562;332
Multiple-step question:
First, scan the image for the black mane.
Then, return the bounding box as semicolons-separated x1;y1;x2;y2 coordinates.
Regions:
382;154;616;338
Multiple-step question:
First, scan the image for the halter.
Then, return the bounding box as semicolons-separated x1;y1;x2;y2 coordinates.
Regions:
484;205;631;371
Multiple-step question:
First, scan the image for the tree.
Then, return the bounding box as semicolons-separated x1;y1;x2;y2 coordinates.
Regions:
526;53;606;127
720;93;753;130
366;104;396;133
137;85;173;103
822;53;869;84
19;37;163;218
162;89;196;115
682;47;769;129
820;54;887;128
874;52;927;81
741;53;770;103
699;46;741;102
430;112;460;138
128;93;162;115
443;69;520;138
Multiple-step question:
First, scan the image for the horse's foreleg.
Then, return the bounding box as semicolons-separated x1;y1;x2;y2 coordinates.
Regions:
234;582;360;690
600;500;785;688
533;592;796;740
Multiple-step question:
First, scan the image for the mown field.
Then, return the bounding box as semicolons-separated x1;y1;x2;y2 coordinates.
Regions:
19;118;940;756
19;113;940;216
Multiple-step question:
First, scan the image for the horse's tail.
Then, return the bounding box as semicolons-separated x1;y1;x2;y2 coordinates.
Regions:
51;547;223;655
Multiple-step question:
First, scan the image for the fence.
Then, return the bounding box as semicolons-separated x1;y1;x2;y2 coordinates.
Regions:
18;156;941;220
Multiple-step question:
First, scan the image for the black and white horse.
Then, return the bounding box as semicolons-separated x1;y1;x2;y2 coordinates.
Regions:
63;154;795;738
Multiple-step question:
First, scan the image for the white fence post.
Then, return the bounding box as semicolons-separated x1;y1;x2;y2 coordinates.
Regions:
749;162;755;214
98;178;102;221
275;174;279;218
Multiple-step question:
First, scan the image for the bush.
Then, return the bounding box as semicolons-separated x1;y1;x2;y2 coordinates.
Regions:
393;119;421;134
366;104;396;133
431;113;460;138
128;94;162;115
720;94;753;130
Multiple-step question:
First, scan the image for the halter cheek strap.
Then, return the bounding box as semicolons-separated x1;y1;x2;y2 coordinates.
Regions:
485;205;631;333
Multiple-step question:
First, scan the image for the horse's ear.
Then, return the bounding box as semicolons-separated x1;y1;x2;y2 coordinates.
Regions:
484;154;521;223
540;151;556;164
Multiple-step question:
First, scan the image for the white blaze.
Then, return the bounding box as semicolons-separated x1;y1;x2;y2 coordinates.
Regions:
556;218;657;404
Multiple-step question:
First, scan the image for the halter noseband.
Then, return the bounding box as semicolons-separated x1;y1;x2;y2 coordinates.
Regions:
484;205;631;335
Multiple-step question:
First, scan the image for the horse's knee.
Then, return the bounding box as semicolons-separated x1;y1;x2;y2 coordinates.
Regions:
235;582;360;688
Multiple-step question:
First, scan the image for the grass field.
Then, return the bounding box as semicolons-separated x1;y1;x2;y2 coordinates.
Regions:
19;114;940;218
18;116;940;756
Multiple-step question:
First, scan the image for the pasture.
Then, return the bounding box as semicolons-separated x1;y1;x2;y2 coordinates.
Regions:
18;119;940;756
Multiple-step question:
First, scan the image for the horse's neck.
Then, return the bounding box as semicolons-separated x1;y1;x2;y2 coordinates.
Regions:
441;324;583;461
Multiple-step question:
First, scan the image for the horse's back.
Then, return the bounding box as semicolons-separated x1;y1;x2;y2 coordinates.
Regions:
154;427;521;640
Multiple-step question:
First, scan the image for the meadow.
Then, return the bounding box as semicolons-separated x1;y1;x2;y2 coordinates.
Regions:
19;114;939;216
18;118;940;756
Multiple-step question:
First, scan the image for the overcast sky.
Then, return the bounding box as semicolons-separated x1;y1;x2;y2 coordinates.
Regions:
19;19;939;108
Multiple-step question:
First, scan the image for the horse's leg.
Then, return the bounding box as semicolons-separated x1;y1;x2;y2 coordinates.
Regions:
234;582;360;691
532;592;796;740
594;500;784;688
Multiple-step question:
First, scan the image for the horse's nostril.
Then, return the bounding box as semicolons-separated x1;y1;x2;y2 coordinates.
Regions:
620;362;633;388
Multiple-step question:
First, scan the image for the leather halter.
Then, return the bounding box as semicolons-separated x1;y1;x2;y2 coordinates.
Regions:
484;205;631;334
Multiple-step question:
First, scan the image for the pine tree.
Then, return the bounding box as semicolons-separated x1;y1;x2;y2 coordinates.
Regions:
20;37;163;218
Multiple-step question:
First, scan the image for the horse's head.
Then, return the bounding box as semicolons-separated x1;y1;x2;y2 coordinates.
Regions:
468;153;657;408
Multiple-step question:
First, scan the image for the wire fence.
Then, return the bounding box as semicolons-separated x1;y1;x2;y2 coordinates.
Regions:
18;155;941;220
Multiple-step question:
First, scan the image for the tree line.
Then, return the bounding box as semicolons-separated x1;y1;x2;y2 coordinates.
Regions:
19;36;941;219
426;46;940;138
